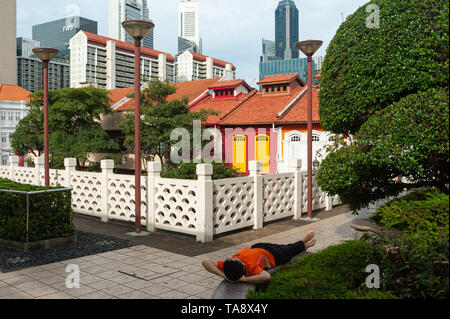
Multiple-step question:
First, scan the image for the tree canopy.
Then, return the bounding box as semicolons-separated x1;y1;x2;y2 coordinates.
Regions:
11;87;119;169
317;0;449;211
119;79;213;167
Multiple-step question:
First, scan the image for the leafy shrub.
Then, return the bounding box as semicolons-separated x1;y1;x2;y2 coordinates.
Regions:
247;240;393;299
372;188;449;242
366;233;449;299
161;162;239;180
0;179;75;242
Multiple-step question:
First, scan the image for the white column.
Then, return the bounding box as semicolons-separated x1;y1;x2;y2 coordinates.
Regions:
158;54;167;82
100;159;114;223
290;159;303;220
106;40;116;90
9;156;19;182
64;158;77;188
325;193;333;211
146;161;161;232
196;163;214;243
249;161;263;230
206;57;213;79
34;157;45;186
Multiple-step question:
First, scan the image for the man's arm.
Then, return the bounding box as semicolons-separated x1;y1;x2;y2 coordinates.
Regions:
202;260;227;280
240;271;271;284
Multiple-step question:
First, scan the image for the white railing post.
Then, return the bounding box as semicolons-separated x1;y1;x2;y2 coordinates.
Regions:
9;156;19;182
100;159;114;223
34;157;45;186
196;163;214;243
64;158;76;188
290;159;303;220
249;161;263;230
146;161;161;232
325;193;333;211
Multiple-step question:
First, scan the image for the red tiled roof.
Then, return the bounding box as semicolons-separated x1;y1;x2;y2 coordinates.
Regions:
82;31;175;63
189;90;257;125
0;84;31;102
257;73;304;86
276;88;321;124
112;78;222;111
189;51;236;71
219;86;308;125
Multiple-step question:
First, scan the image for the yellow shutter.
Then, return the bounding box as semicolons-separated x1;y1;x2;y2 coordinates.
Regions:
255;134;270;174
233;135;247;173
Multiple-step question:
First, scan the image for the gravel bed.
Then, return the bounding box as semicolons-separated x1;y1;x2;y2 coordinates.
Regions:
0;231;132;272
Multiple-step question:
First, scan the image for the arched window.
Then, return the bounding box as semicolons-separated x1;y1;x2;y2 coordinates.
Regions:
312;135;320;142
255;134;270;174
233;135;247;173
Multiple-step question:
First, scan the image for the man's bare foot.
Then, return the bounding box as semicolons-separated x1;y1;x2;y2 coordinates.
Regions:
305;239;316;250
302;231;315;243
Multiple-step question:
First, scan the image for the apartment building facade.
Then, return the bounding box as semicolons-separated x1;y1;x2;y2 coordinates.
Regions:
176;50;235;82
70;31;175;89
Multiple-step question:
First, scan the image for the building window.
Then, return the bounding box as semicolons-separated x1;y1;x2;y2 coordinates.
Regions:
312;135;320;142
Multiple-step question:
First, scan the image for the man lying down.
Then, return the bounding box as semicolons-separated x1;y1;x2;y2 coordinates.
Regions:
202;231;316;284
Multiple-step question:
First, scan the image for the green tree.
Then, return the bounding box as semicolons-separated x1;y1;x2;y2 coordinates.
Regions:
317;0;449;211
119;79;214;168
11;87;119;169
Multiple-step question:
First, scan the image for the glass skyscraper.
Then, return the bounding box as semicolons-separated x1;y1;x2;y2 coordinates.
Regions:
275;0;299;60
32;16;97;56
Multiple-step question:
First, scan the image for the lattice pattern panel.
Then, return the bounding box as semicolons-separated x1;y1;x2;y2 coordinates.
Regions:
263;173;296;222
332;195;341;206
154;179;200;235
40;169;66;187
301;173;326;212
0;166;10;179
213;177;255;235
108;174;147;224
71;172;103;217
12;168;36;185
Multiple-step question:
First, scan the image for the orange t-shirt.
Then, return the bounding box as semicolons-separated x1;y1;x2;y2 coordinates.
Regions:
217;248;276;277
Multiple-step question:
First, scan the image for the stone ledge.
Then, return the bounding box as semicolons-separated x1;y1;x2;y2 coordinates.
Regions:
211;252;306;299
0;235;77;252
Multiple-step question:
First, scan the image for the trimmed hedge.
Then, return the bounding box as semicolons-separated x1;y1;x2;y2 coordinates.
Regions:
372;188;449;242
161;162;239;180
0;179;75;243
247;240;396;299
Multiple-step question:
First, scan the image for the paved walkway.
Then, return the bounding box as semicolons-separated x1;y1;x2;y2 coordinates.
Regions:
0;204;381;299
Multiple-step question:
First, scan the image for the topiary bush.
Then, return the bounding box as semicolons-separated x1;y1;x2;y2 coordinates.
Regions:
161;162;239;180
372;188;449;242
0;179;75;243
247;240;395;299
317;0;449;211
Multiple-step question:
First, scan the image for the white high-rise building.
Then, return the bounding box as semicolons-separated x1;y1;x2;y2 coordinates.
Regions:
178;0;202;54
108;0;154;49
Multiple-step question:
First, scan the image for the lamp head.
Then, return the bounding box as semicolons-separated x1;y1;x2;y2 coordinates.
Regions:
296;40;323;57
32;48;59;62
122;19;154;40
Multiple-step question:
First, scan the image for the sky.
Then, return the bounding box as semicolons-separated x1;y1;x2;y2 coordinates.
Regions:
17;0;369;86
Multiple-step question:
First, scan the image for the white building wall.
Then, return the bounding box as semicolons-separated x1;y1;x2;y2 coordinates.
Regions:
106;40;117;90
69;32;88;88
0;100;29;165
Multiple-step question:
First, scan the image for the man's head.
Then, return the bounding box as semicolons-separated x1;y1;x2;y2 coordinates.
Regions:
223;258;246;282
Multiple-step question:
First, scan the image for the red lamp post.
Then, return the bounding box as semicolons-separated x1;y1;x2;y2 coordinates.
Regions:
295;40;323;220
32;48;59;187
122;19;154;234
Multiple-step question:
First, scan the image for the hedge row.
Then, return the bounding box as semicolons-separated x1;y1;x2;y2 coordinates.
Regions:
0;179;75;243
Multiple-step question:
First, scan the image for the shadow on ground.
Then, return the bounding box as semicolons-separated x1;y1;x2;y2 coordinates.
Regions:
74;205;350;257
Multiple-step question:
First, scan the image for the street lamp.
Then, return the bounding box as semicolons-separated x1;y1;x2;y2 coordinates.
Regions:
122;19;154;234
32;47;59;187
296;40;322;220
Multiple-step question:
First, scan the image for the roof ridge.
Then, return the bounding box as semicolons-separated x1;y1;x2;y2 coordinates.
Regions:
218;89;259;122
276;86;309;120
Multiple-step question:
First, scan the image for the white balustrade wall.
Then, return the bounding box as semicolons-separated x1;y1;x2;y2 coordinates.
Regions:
1;157;340;242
